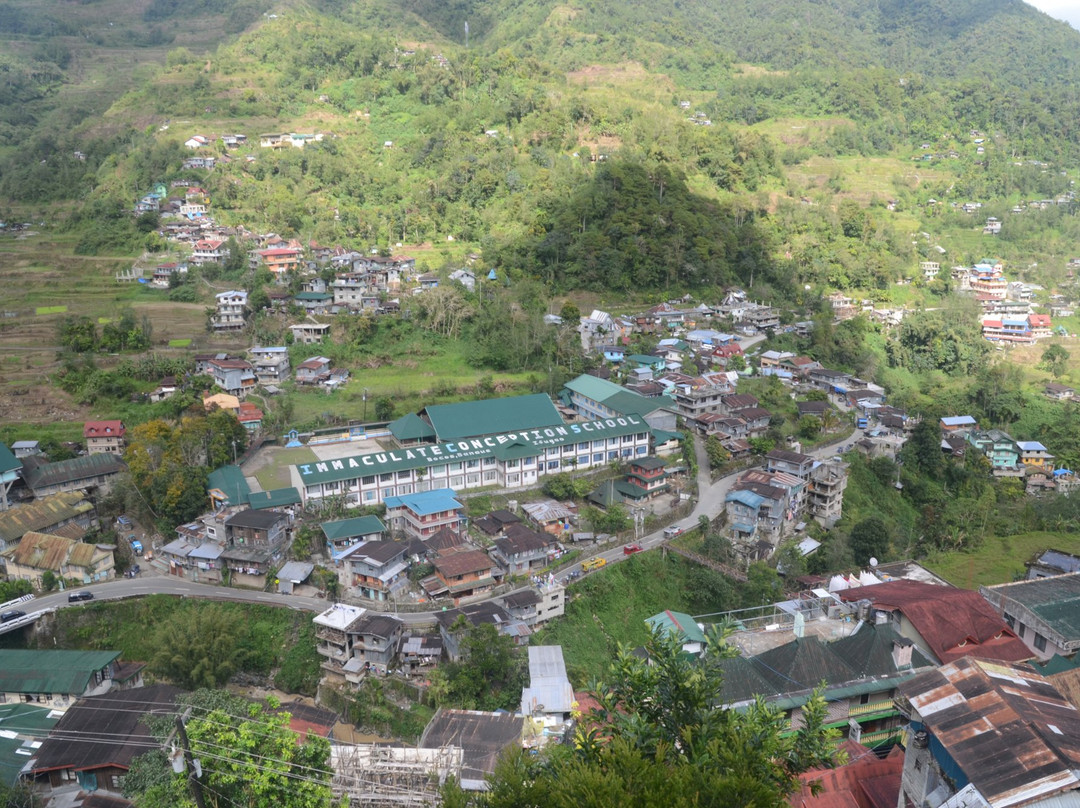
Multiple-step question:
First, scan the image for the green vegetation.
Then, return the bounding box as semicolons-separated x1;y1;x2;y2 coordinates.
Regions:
924;532;1076;589
444;629;839;808
123;690;332;808
24;595;322;696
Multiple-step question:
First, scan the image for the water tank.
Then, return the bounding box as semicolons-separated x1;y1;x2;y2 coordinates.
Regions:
913;730;929;749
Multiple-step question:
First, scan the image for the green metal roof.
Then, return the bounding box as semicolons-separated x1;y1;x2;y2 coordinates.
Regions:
626;354;665;367
294;291;332;301
0;650;121;695
295;415;650;485
207;465;251;505
0;703;60;737
0;735;26;787
603;390;676;418
20;453;123;490
388;412;437;442
652;428;683;444
0;443;21;476
563;374;675;419
422;394;563;441
564;374;625;402
322;515;386;542
247;487;301;509
646;610;707;644
1031;654;1080;675
989;574;1080;643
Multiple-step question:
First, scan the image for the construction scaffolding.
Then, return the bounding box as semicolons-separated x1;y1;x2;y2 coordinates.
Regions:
330;744;464;808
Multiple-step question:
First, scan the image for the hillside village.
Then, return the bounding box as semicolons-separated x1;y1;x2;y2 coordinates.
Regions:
9;0;1080;802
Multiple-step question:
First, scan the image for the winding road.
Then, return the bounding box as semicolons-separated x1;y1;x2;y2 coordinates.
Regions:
12;334;862;627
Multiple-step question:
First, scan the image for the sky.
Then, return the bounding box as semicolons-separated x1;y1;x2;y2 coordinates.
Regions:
1025;0;1080;30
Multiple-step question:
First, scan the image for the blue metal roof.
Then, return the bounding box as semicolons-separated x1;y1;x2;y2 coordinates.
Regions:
383;488;462;516
726;489;764;508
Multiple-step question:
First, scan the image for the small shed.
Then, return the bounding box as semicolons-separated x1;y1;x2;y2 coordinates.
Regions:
277;561;315;594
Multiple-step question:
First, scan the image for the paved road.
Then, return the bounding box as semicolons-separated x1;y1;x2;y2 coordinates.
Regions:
4;333;857;628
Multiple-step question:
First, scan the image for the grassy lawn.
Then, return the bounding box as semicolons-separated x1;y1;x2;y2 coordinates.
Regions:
531;550;694;682
922;531;1078;588
252;446;319;491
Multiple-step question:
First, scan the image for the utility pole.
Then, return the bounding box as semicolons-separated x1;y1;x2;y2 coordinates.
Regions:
174;714;208;808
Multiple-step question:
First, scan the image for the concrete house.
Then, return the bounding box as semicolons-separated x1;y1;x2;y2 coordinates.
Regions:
250;346;291;385
83;421;125;456
489;526;555;575
430;550;497;604
384;489;465;540
338;540;409;601
211;290;248;332
209;358;256;398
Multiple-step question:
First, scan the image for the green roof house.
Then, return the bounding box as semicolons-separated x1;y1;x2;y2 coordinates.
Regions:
421;394;564;441
207;465;251;507
646;610;707;655
0;650;144;712
564;374;678;434
388;412;437;445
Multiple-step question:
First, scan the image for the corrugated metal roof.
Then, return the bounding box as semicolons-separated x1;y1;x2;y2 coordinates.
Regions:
321;515;385;542
0;443;21;475
207;465;251;505
0;492;93;543
0;650;121;695
247;487;301;509
900;657;1080;807
422;394;563;441
388;412;437;442
982;573;1080;646
20;453;123;491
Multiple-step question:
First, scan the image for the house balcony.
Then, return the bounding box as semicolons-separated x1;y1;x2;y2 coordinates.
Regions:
848;699;897;719
857;727;905;748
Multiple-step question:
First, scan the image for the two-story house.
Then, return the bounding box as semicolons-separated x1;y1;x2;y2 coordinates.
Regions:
339;540;409;601
501;580;566;627
967;429;1022;475
623;456;669;499
431;549;497;604
84;420;125;455
252;247;303;277
384;489;465;540
249;346;291;385
221;508;289;575
322;515;386;558
489;527;555;575
191;239;228;265
765;448;816;480
209;358;256;399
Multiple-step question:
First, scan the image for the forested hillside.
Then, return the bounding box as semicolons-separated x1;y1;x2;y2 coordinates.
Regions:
3;0;1080;295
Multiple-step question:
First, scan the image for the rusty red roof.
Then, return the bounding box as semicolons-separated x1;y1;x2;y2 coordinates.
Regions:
837;580;1030;664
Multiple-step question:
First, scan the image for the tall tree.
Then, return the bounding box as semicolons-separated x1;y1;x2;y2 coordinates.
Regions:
447;629;838;807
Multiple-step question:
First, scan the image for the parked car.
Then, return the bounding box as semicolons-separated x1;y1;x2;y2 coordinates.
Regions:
0;609;26;623
67;590;94;602
663;525;685;539
623;543;643;555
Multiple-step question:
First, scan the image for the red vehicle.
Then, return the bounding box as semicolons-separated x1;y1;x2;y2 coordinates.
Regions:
623;543;643;555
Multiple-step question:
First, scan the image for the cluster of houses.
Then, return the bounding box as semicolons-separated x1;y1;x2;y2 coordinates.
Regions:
579;290;783;353
195;347;345;395
0;426;131;587
11;548;1080;808
939;415;1072;495
724;448;849;559
650;555;1080;808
